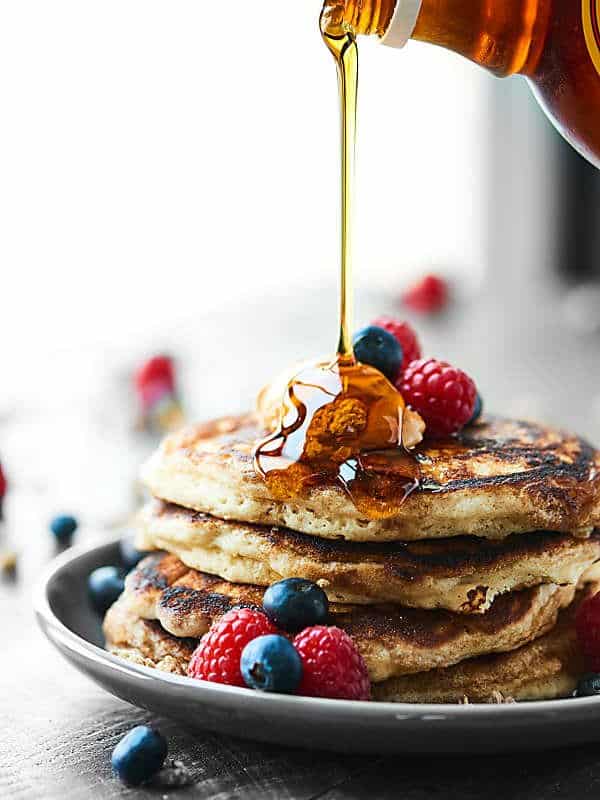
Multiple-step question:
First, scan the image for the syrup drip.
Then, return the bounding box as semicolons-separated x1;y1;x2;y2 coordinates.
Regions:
252;5;424;519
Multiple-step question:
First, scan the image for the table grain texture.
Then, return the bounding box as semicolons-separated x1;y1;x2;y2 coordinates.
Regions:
3;283;600;799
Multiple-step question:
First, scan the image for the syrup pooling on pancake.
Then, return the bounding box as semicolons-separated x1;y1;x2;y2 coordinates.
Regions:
253;356;428;519
142;414;600;541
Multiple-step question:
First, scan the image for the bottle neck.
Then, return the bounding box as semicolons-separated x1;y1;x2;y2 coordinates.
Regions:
327;0;549;78
325;0;549;76
403;0;550;77
417;0;550;76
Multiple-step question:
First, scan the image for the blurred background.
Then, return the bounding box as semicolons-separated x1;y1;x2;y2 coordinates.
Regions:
1;0;599;551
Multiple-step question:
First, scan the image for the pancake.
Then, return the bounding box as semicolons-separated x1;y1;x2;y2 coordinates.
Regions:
104;596;195;677
103;585;596;703
373;586;594;703
136;500;600;612
141;414;600;542
108;552;577;682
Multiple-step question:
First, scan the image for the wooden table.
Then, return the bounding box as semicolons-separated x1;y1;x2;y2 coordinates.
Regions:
3;285;600;799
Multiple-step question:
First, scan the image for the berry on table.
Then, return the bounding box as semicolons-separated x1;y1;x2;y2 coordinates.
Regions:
0;549;17;576
187;607;277;687
574;674;600;698
352;325;403;383
135;355;175;402
88;566;125;614
134;355;184;433
241;634;303;694
402;274;449;314
576;592;600;671
111;725;168;786
293;626;370;701
399;358;477;437
50;515;78;545
371;316;421;372
119;536;150;571
263;578;329;633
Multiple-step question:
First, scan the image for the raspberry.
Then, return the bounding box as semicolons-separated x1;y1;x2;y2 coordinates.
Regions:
371;316;422;371
293;626;370;701
187;607;277;686
402;274;448;314
135;356;175;396
576;592;600;671
400;358;477;437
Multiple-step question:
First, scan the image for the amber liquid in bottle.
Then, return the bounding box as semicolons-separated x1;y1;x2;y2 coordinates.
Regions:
253;3;422;519
330;0;600;167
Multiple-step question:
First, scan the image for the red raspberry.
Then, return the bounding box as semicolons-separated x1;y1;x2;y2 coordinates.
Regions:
576;592;600;670
188;607;277;686
402;274;448;314
293;626;370;701
400;358;477;437
371;316;421;371
135;356;175;392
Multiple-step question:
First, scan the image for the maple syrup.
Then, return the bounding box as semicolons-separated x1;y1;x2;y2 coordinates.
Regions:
253;4;425;518
327;0;600;167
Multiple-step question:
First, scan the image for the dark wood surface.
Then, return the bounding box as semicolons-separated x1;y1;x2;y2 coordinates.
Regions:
3;285;600;799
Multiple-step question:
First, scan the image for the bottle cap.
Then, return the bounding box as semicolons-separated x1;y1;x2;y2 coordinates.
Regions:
382;0;422;48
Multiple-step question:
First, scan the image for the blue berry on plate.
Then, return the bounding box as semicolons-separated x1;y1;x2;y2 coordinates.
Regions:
263;578;329;632
574;674;600;697
241;634;303;694
119;536;150;571
468;393;483;425
111;725;168;786
88;566;125;613
50;514;78;545
352;325;403;383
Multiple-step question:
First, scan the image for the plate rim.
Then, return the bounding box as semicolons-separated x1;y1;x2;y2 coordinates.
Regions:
33;536;600;721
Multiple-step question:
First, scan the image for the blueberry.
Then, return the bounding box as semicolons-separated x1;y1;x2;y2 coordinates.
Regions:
263;578;329;633
88;566;125;614
575;674;600;698
119;536;150;571
468;393;483;425
241;634;303;694
111;725;168;786
50;514;78;545
352;325;403;383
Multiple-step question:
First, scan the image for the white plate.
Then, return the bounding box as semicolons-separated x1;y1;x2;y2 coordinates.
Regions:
35;539;600;754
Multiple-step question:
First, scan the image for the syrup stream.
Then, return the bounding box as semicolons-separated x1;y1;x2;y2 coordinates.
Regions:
252;6;424;519
320;15;359;358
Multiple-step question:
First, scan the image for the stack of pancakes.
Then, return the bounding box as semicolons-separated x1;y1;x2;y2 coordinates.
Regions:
104;415;600;703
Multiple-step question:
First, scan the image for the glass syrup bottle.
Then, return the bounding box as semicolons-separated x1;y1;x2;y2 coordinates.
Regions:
324;0;600;167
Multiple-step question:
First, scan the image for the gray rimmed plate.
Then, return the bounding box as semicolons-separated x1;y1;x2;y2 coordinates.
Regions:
35;539;600;754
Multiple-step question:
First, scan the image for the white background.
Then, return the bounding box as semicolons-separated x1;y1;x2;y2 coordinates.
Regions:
0;1;506;522
0;1;489;382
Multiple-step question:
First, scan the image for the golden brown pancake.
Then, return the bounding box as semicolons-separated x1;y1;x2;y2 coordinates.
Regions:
141;414;600;542
103;585;596;703
107;552;577;682
374;586;594;703
136;500;600;612
104;596;195;677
